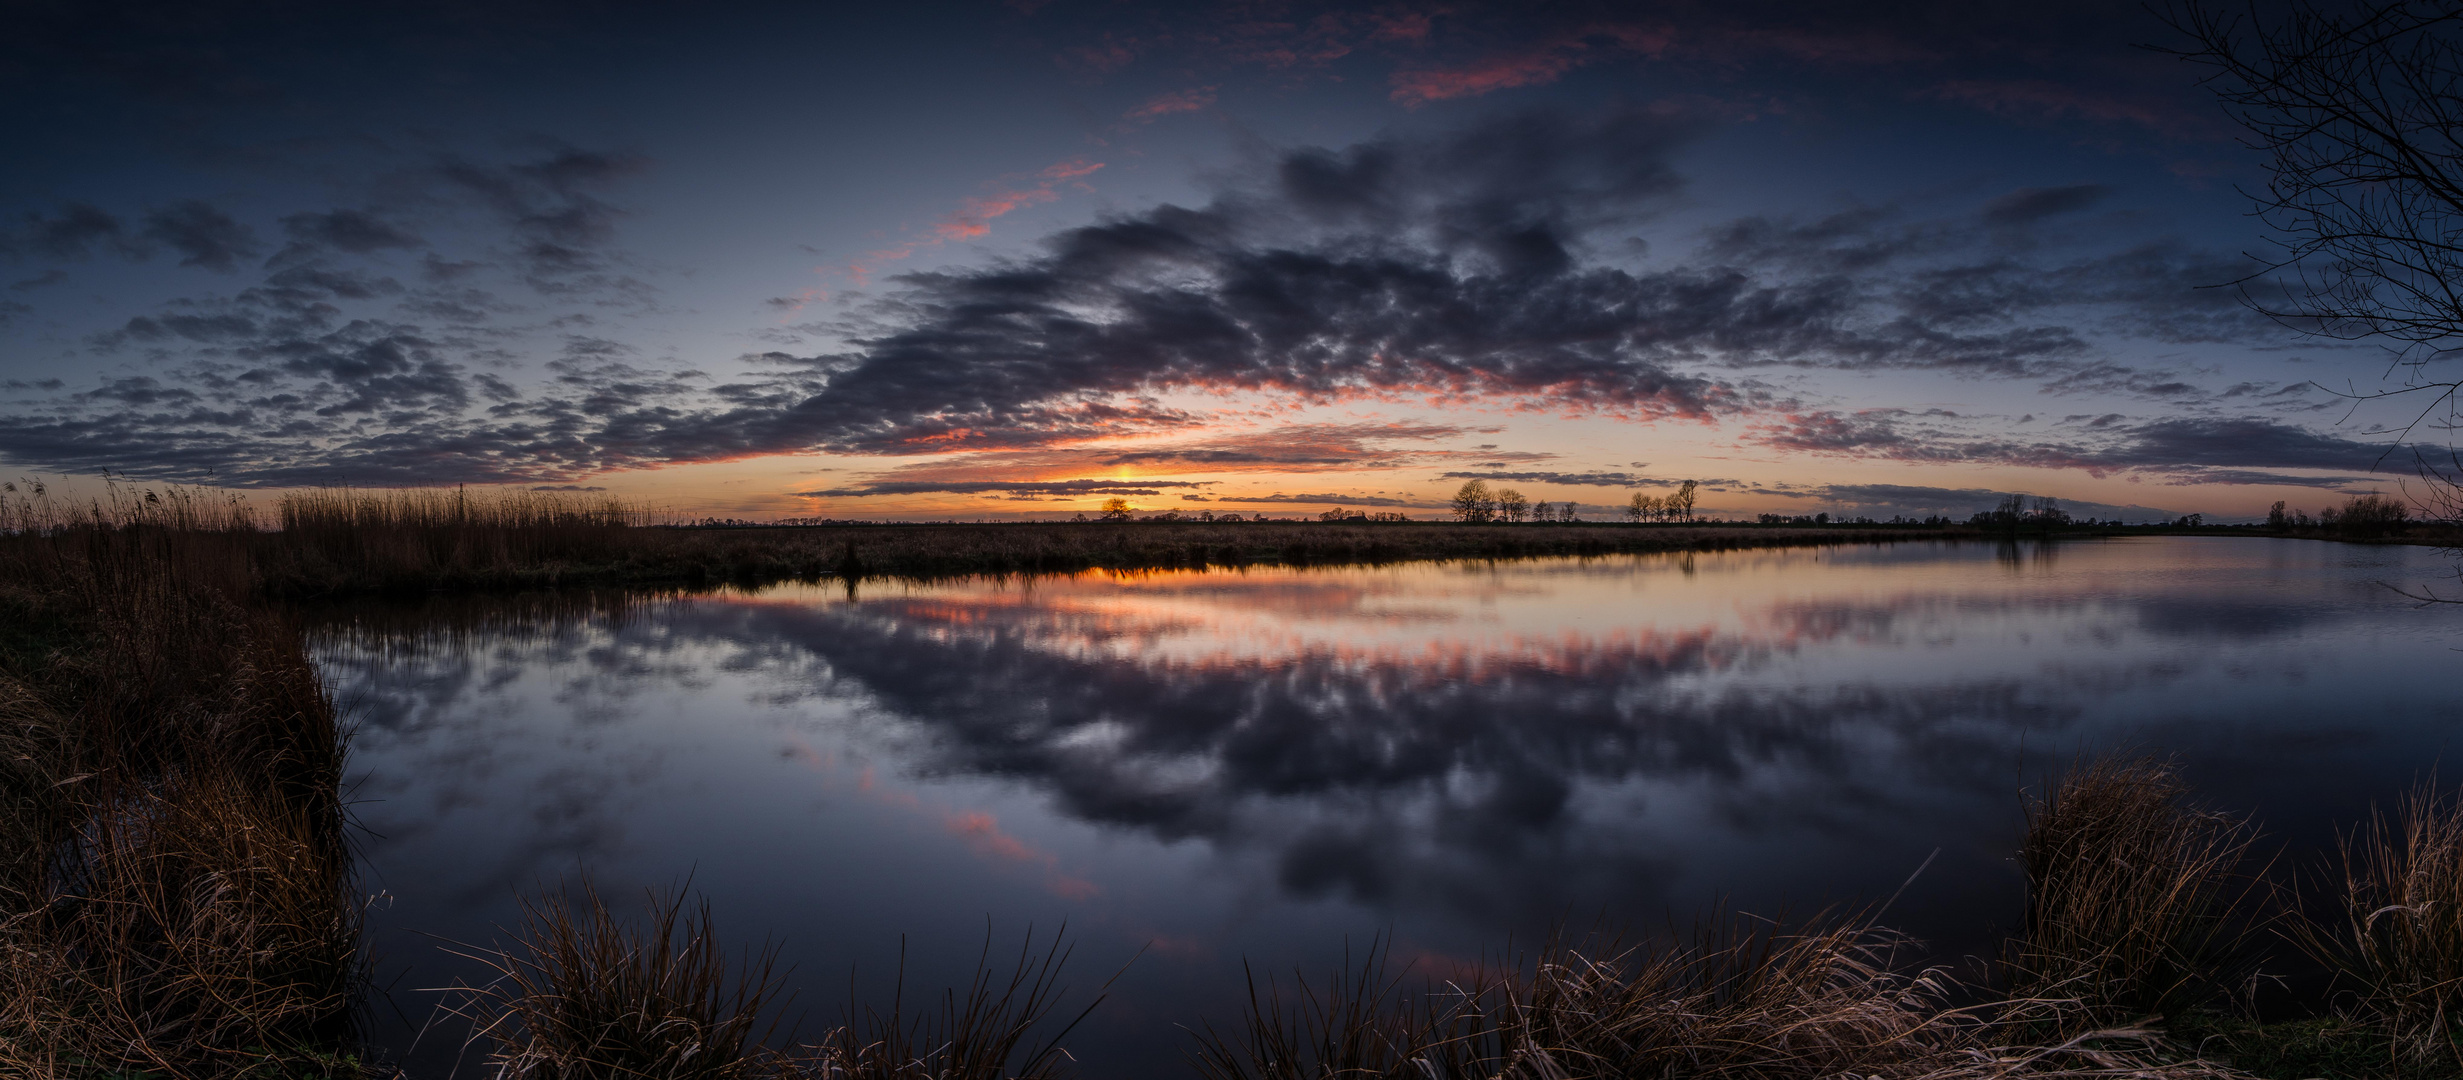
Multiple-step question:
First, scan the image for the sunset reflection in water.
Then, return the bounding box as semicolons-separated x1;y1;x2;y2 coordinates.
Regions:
315;537;2463;1079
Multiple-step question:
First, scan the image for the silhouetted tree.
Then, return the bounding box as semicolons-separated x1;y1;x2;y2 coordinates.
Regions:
1496;488;1530;522
1099;497;1133;521
2338;491;2415;538
1670;480;1699;522
1451;479;1497;522
2176;3;2463;515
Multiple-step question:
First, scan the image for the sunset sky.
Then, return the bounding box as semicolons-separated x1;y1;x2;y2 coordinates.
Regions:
0;0;2431;522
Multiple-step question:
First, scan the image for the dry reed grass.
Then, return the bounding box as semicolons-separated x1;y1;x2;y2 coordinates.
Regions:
1190;914;2254;1080
443;881;788;1080
0;483;362;1078
2006;757;2267;1029
2298;780;2463;1073
794;932;1099;1080
444;883;1099;1080
5;479;1940;601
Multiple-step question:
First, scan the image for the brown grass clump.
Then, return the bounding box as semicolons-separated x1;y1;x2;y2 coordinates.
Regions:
2301;781;2463;1073
2006;757;2266;1028
0;492;363;1078
445;881;790;1080
446;885;1099;1080
1191;915;2252;1080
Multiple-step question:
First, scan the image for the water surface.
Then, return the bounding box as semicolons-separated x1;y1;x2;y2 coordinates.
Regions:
314;536;2463;1076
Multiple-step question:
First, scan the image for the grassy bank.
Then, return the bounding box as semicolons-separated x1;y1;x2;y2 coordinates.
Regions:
10;483;1985;598
0;516;361;1077
260;493;1967;597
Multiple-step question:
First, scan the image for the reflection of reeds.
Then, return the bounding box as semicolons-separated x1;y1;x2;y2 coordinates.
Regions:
2302;781;2463;1073
2006;756;2266;1028
1191;916;2247;1080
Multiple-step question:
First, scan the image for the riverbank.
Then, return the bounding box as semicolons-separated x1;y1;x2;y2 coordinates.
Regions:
257;517;1973;598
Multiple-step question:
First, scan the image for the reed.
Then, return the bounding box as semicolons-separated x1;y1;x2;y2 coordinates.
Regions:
796;931;1100;1080
11;478;1963;599
445;883;1099;1080
1189;914;2249;1080
443;881;789;1080
0;491;361;1078
2299;780;2463;1074
2006;757;2267;1028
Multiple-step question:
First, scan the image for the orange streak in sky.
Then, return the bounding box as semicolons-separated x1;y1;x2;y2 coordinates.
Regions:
844;159;1106;283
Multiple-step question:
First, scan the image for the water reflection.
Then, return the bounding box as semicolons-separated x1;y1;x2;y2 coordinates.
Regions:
313;538;2463;1077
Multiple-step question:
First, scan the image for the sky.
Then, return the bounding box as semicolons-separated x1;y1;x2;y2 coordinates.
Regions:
0;0;2436;522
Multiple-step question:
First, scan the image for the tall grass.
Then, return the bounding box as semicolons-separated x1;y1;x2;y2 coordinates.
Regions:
2300;781;2463;1073
2005;757;2268;1028
11;479;1950;599
446;884;1100;1080
1190;914;2246;1080
0;493;360;1077
799;932;1099;1080
445;881;789;1080
261;487;658;596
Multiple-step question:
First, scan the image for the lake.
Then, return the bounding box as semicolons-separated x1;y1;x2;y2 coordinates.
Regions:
311;535;2463;1077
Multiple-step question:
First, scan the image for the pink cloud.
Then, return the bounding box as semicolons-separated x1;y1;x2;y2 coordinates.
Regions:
1063;34;1147;73
1368;11;1433;44
945;810;1101;899
1389;25;1672;107
847;158;1105;282
1125;86;1218;123
777;735;1100;902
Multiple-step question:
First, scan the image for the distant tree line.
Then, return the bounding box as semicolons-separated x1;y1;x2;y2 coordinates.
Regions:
2265;493;2415;539
1623;481;1698;523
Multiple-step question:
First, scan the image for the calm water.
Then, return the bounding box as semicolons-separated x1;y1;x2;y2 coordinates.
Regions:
314;536;2463;1077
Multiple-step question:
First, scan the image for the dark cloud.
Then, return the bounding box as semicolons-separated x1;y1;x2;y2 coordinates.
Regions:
799;478;1215;498
440;149;648;283
11;270;69;291
2120;417;2410;472
139;200;258;272
1437;469;1641;486
2158;469;2376;489
1981;184;2112;225
278;209;423;254
1758;481;2182;522
1213;492;1422;506
10;202;136;260
1756;410;2409;483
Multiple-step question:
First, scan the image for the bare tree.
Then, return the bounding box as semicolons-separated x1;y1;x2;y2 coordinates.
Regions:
1670;480;1700;522
1450;479;1497;523
2174;1;2463;595
1099;497;1134;521
2174;2;2463;466
1496;487;1530;522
